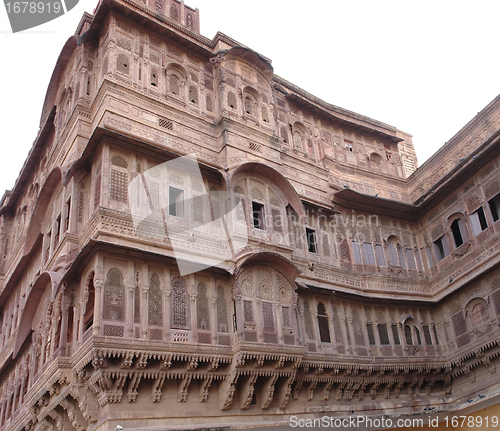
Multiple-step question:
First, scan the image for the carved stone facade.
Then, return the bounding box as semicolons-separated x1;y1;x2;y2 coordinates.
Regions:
1;0;500;430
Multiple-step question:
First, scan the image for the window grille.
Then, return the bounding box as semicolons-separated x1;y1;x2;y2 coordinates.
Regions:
172;277;188;328
148;273;162;326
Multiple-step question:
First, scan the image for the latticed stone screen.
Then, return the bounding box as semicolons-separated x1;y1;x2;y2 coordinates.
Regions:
392;324;401;345
103;324;124;337
104;268;124;321
110;170;128;203
243;300;253;323
452;312;467;337
352;309;365;345
196;283;210;330
148;273;162;326
262;301;275;333
172;277;188;328
217;286;228;332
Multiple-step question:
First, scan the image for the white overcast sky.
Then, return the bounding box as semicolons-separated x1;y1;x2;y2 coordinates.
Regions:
1;1;500;197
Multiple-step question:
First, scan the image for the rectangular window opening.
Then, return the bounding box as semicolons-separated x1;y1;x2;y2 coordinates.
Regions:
489;193;500;222
252;201;266;230
391;324;401;345
306;228;317;253
351;240;362;263
433;236;449;261
169;186;185;218
470;207;488;235
64;199;71;231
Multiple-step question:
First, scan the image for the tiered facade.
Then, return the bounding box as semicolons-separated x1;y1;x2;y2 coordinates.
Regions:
1;0;500;429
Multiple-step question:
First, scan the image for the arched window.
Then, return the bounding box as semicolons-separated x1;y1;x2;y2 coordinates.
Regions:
148;273;162;326
196;283;210;330
217;285;228;333
471;302;488;326
293;131;303;150
227;91;236;109
450;216;468;248
170;74;180;95
84;273;95;331
317;302;331;343
104;268;125;321
171;277;188;329
189;86;198;104
404;325;413;345
303;300;314;340
244;97;253;115
206;95;213;112
261;106;269;123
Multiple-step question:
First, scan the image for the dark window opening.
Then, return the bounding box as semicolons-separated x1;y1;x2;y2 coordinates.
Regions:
470;207;488;235
488;193;500;222
433;325;439;345
415;327;422;345
433;235;449;260
84;278;95;331
378;323;390;345
423;325;432;345
64;199;71;231
252;202;265;230
404;325;413;345
366;323;376;345
169;186;185;218
54;215;61;246
306;228;317;253
450;219;464;247
391;324;401;345
317;303;331;343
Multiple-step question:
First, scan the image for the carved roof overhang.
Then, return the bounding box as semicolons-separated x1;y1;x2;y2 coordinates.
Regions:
333;188;419;221
0;107;56;216
13;271;65;358
235;252;301;282
274;76;403;145
65;124;224;186
227;161;306;218
218;47;273;82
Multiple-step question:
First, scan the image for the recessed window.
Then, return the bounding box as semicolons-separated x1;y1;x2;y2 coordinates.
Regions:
433;235;449;260
423;325;433;345
317;303;330;343
169;186;185;218
366;323;376;345
450;218;467;247
404;325;413;345
252;201;265;230
489;193;500;222
391;324;401;345
378;323;390;345
375;244;386;267
470;207;488;235
351;241;362;263
471;302;489;326
362;242;376;265
306;228;317;253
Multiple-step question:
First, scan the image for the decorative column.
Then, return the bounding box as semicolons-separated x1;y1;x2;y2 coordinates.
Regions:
93;278;103;336
209;277;217;344
58;295;70;356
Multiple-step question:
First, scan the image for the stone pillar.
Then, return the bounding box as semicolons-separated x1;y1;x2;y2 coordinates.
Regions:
210;277;217;343
234;287;244;341
58;298;70;355
93;278;103;336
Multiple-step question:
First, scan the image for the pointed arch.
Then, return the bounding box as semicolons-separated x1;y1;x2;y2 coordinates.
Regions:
14;271;64;357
